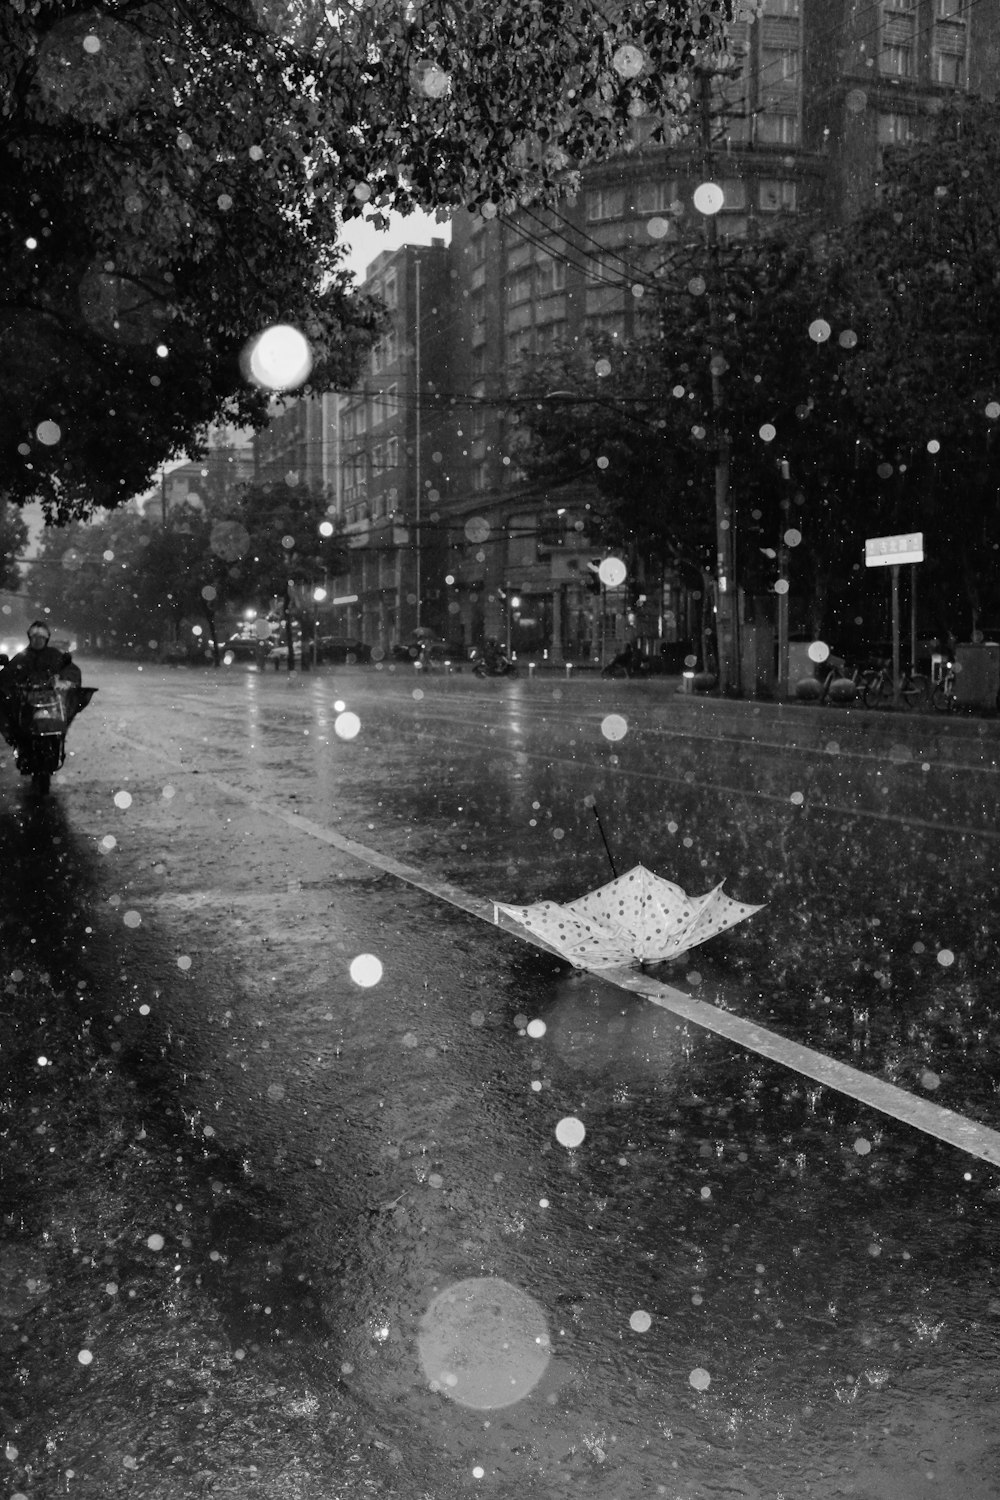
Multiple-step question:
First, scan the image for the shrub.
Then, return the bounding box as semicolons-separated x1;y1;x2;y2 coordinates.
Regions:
692;671;717;693
794;676;822;700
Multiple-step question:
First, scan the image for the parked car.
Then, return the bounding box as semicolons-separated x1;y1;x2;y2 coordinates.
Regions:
316;636;372;664
224;634;273;662
392;637;467;670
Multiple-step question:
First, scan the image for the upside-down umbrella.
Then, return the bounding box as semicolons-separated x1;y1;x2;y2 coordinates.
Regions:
494;864;763;969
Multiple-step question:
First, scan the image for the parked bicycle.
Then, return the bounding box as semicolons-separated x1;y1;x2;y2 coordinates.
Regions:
817;655;878;704
931;659;957;712
862;660;931;710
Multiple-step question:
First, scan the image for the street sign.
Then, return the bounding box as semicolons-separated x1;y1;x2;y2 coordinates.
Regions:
332;594;359;605
865;532;923;567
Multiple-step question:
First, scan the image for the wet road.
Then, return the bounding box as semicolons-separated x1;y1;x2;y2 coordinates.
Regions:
2;659;1000;1500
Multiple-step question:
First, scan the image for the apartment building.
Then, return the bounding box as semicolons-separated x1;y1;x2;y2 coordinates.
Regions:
438;0;998;666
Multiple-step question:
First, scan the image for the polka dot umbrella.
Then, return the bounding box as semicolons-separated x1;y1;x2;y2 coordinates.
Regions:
495;865;763;969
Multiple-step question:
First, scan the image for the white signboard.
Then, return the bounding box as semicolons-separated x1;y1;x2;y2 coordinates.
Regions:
864;532;924;568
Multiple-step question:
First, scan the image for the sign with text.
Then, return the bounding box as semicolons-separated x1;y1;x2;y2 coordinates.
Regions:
865;532;924;567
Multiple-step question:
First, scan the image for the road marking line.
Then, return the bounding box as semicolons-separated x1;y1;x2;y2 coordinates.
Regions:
119;733;1000;1168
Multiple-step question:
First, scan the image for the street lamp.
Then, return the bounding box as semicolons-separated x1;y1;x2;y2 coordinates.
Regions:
310;585;327;668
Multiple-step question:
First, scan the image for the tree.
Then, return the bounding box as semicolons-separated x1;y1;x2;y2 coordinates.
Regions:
512;224;871;650
1;0;750;521
828;99;1000;637
0;502;29;593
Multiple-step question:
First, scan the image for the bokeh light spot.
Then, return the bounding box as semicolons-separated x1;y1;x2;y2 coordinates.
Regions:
418;1277;550;1409
555;1116;586;1149
334;711;361;740
349;954;383;988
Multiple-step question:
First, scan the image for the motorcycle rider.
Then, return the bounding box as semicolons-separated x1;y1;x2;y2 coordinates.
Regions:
0;620;82;744
483;637;506;672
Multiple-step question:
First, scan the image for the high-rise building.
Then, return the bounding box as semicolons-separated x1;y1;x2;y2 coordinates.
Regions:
435;0;998;667
332;240;455;648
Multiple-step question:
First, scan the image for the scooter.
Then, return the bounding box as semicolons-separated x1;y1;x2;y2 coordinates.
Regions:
471;650;519;679
3;679;97;795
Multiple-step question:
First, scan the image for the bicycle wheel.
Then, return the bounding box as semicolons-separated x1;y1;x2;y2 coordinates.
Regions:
863;673;889;708
931;682;953;713
902;674;931;711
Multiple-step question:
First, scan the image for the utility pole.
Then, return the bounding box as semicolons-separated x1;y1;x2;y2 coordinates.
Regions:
414;255;422;633
696;64;739;697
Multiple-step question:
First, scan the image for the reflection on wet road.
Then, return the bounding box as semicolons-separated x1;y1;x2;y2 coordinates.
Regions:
4;661;999;1499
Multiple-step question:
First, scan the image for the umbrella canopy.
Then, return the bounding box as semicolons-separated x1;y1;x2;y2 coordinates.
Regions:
495;864;763;969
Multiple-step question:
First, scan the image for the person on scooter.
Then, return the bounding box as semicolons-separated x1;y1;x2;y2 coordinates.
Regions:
0;620;82;743
483;637;505;672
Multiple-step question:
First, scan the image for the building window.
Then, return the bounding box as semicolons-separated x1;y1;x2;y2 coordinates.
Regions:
471;462;489;493
506;242;531;271
721;180;748;210
382;271;398;309
881;4;917;77
535;320;567;354
535;255;566;295
756;111;800;145
878;111;915;145
933;9;967;85
760;44;801;88
634;180;679;216
508;271;533;305
763;0;799;12
758;179;798;213
586;186;625;221
386;435;399;473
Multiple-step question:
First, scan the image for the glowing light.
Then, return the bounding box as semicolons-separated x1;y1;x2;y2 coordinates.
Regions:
853;1137;872;1155
808;319;831;342
243;324;313;391
927;439;940;454
319;520;334;537
808;641;830;663
146;1233;165;1251
113;791;132;809
78;1349;94;1365
349;954;383;988
689;1367;711;1391
612;43;645;78
693;182;724;215
646;216;670;240
526;1019;547;1038
594;357;612;378
555;1116;586;1148
334;711;361;741
629;1310;652;1332
600;714;628;743
418;1277;550;1409
985;401;1000;420
36;420;61;446
759;423;776;442
937;949;955;967
599;556;627;587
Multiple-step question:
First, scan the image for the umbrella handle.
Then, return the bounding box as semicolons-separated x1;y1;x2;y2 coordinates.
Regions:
589;802;618;878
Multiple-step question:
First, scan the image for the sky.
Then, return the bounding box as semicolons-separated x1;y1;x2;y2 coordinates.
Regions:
339;208;452;283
